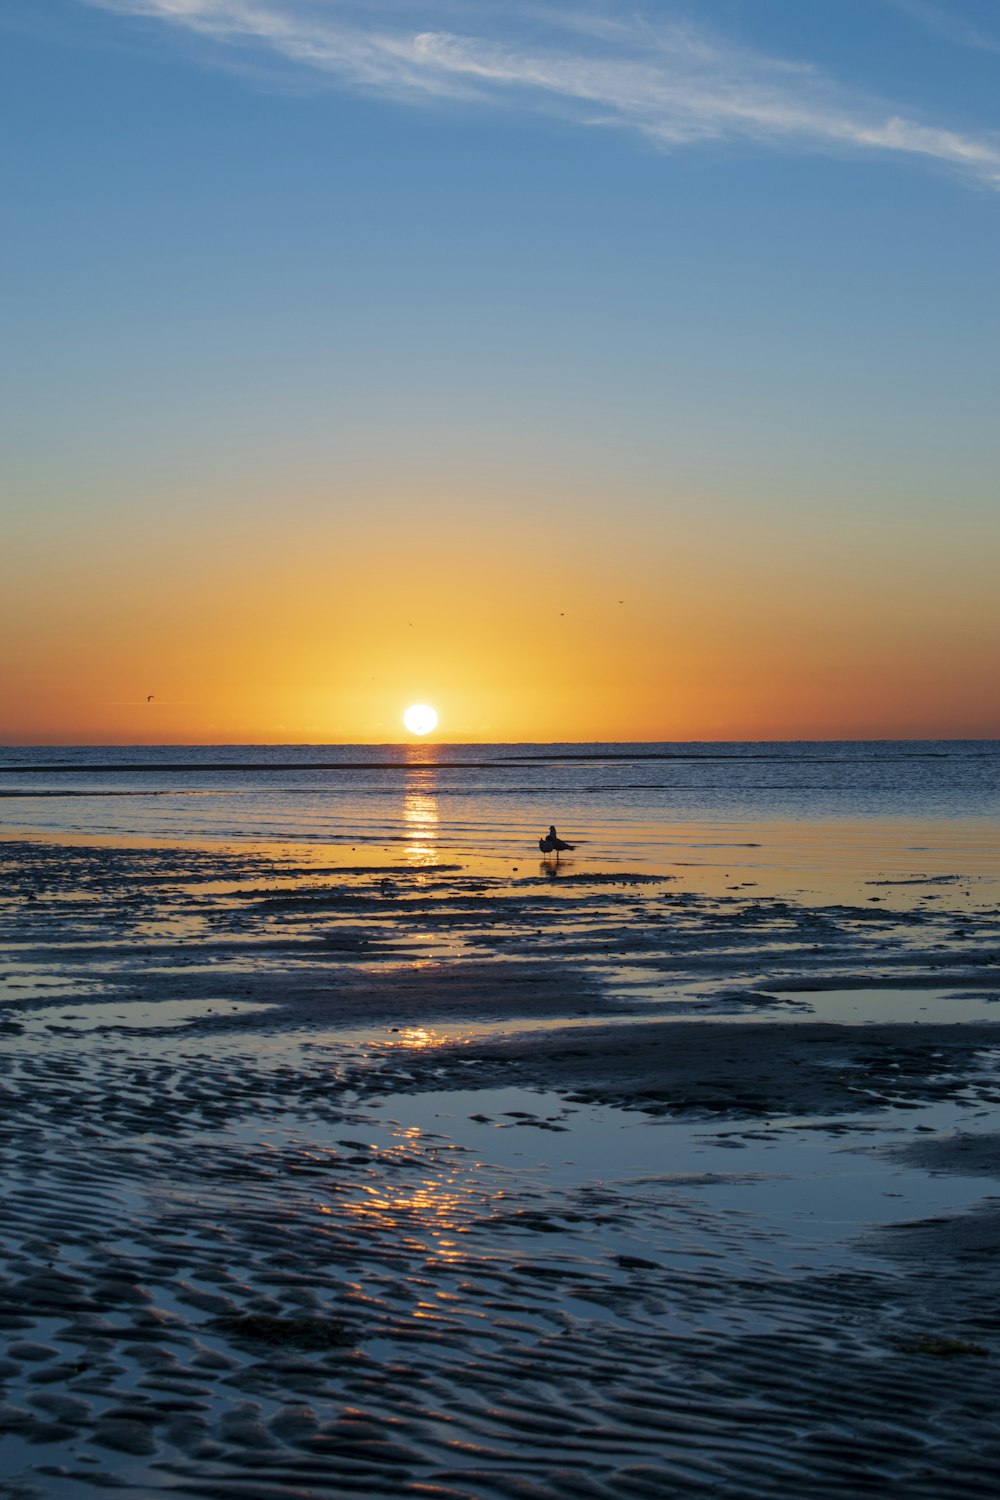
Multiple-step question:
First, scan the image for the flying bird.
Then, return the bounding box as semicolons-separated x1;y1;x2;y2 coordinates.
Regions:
539;824;575;858
146;694;154;702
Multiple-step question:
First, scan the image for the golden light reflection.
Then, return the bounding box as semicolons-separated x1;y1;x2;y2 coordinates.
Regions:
391;1026;437;1050
341;1176;470;1258
403;786;439;861
380;1025;472;1054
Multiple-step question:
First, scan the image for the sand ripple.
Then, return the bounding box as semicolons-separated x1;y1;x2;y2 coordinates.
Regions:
0;1028;998;1498
2;840;1000;1496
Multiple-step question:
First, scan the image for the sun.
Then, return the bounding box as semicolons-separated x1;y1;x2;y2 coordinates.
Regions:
403;703;438;736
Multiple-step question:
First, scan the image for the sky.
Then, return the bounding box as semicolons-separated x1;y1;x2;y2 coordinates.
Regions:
2;0;998;743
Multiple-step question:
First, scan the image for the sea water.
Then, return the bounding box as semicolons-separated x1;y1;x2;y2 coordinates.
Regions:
0;741;997;896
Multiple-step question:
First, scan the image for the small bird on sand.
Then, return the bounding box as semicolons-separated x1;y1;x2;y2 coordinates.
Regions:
539;824;575;857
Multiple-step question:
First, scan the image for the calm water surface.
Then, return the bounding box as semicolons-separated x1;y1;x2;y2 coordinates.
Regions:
1;741;997;894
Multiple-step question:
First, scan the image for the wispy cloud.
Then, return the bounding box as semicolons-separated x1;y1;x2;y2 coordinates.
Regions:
885;0;1000;55
84;0;1000;186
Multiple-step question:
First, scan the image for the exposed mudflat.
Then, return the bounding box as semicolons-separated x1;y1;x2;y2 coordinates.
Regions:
2;836;1000;1499
354;1016;1000;1118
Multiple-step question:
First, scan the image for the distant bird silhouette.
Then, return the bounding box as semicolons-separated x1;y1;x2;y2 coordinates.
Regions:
146;694;154;702
539;824;574;858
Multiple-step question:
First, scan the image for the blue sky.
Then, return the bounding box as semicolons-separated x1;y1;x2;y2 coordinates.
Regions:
2;1;999;739
5;2;998;470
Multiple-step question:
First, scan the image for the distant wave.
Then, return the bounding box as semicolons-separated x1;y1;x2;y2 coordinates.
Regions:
1;747;995;774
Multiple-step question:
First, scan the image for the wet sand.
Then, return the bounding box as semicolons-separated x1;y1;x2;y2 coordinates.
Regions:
2;835;1000;1498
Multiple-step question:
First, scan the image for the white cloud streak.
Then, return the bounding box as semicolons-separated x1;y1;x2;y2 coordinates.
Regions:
885;0;1000;55
84;0;1000;187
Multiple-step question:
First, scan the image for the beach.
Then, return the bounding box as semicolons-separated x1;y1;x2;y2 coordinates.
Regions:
2;774;1000;1498
8;0;1000;1487
7;0;1000;1484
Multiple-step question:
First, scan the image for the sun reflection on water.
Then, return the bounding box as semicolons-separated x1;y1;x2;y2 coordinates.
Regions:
403;785;439;862
392;1026;437;1049
341;1177;472;1258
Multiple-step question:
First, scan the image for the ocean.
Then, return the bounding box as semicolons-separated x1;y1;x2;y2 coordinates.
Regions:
1;741;997;897
3;743;1000;1500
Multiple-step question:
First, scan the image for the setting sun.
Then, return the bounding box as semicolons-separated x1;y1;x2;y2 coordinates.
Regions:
403;703;438;736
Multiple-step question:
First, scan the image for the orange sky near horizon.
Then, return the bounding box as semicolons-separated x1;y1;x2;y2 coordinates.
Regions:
4;470;997;745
